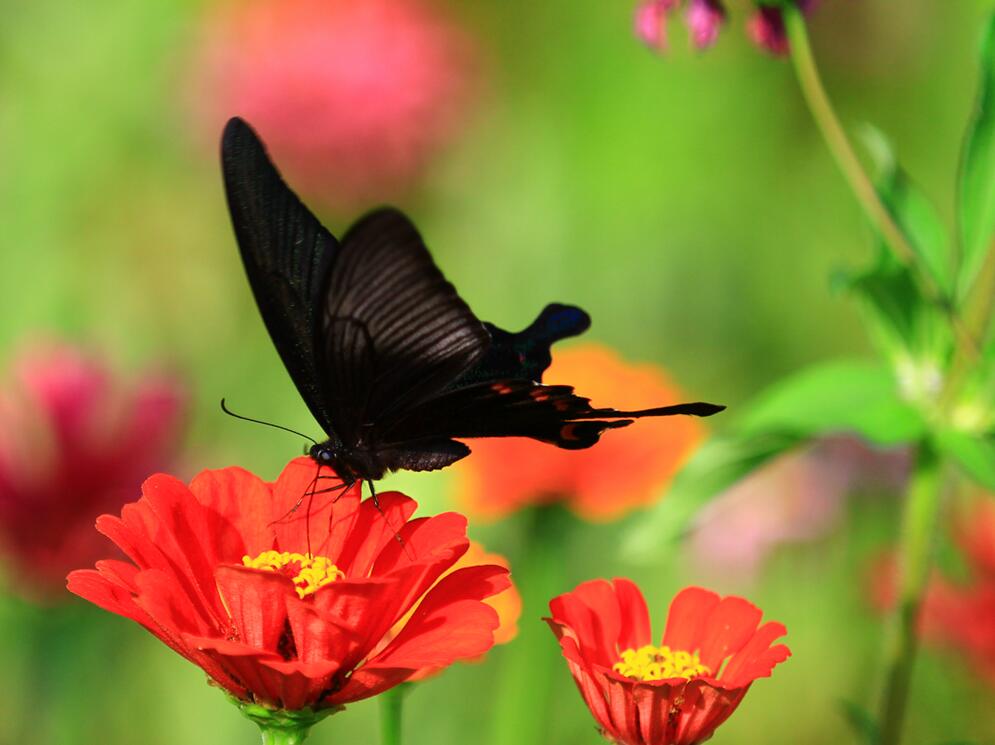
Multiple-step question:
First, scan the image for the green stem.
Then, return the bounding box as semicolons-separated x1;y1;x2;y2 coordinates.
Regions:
783;5;976;356
257;727;310;745
943;238;995;405
380;684;409;745
234;699;339;745
488;505;571;745
877;440;943;745
783;8;919;277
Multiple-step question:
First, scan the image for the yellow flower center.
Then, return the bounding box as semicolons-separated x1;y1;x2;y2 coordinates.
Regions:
242;550;344;599
613;644;711;681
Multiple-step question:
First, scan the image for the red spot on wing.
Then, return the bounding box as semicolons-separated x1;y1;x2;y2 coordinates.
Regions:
560;423;581;441
491;383;514;395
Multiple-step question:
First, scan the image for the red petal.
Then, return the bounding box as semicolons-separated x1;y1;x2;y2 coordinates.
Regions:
613;577;652;650
372;512;469;576
548;579;619;666
328;665;414;705
133;569;216;638
187;466;274;558
696;595;762;673
720;621;790;686
93;559;140;591
269;458;360;555
67;569;148;627
183;634;289;706
368;565;509;670
215;565;294;653
336;491;417;576
662;586;720;652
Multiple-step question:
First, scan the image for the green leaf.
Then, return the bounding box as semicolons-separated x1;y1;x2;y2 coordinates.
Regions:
620;432;800;559
843;128;953;371
837;699;879;745
957;14;995;297
862;125;953;296
622;360;926;560
936;428;995;490
737;360;926;445
837;260;949;371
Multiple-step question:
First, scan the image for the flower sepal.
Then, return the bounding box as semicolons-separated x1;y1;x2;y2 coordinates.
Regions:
232;696;342;745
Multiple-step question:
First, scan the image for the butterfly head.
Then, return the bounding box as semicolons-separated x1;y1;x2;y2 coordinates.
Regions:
309;442;339;468
308;441;371;484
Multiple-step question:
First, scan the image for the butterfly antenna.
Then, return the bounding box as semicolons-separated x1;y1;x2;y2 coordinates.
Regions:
220;398;318;445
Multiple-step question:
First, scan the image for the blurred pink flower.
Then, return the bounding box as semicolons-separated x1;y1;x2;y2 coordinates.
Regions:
690;437;908;581
637;0;822;56
635;0;725;51
192;0;480;213
634;0;677;52
0;341;186;600
686;0;727;50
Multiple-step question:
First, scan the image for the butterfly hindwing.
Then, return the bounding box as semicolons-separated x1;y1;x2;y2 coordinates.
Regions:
316;208;491;444
221;117;339;434
456;303;591;386
380;379;632;450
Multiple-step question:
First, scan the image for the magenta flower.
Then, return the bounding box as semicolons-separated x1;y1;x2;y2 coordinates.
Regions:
686;0;727;50
636;0;821;56
747;1;820;56
634;0;677;52
191;0;479;213
635;0;725;51
0;341;185;599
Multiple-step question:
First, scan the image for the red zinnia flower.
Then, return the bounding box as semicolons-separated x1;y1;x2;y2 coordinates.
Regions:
68;457;510;717
0;341;185;599
547;579;790;745
191;0;479;212
452;344;705;522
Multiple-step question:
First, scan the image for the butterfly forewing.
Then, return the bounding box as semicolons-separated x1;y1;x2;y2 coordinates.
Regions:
221;118;340;435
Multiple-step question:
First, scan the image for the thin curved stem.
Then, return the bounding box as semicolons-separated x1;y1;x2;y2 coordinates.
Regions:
783;5;977;358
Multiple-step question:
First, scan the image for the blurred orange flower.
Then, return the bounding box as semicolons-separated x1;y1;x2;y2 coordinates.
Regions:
451;344;706;522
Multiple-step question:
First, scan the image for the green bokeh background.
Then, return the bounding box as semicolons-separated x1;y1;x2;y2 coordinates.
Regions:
1;0;993;743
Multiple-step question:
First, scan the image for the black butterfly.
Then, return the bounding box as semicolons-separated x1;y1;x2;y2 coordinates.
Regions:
221;117;724;489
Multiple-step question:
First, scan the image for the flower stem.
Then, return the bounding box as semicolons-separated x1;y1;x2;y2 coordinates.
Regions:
257;727;310;745
877;440;943;745
488;505;572;745
782;5;976;355
234;699;339;745
379;684;409;745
